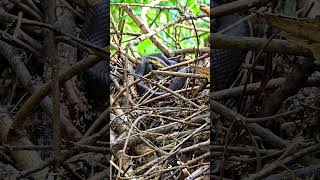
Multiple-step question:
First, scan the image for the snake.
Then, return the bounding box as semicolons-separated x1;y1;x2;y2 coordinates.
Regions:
134;54;190;97
210;0;249;176
79;0;109;109
136;1;249;95
211;0;249;90
78;0;248;102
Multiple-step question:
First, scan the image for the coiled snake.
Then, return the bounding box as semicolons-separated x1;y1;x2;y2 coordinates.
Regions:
135;8;249;95
211;0;249;90
79;0;109;108
79;0;248;103
134;54;190;97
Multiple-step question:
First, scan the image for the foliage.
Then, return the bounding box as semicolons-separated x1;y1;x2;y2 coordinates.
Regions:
111;0;209;56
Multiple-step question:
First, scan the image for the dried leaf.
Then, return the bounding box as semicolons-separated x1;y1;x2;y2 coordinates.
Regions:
287;35;320;64
256;12;320;63
190;66;210;81
200;4;210;16
257;12;320;42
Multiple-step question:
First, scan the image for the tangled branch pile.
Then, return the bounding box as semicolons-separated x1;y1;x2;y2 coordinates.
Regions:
211;0;320;179
0;0;108;179
110;1;210;179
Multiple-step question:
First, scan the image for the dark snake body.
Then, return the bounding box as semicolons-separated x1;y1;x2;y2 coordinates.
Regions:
136;17;248;95
135;54;190;97
211;0;249;90
79;0;109;108
78;0;248;103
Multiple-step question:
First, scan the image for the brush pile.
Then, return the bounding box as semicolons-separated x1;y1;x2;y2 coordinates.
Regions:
211;0;320;179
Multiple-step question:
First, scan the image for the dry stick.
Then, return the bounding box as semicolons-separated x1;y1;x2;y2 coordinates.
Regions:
144;123;208;176
124;45;130;112
210;33;312;56
242;63;264;71
210;99;287;149
13;11;23;38
211;77;320;100
114;6;208;175
8;54;104;140
122;4;173;57
218;13;258;34
212;104;262;177
111;112;207;152
23;0;41;14
211;0;272;17
17;160;51;179
110;42;136;64
133;149;181;177
0;144;108;153
301;102;320;111
152;70;207;79
254;11;320;43
47;0;61;167
136;47;208;103
112;122;184;151
174;47;209;55
261;58;316;117
110;160;130;178
119;115;148;175
136;81;163;104
0;113;47;180
62;162;86;180
0;9;53;28
118;44;131;177
8;0;42;21
83;107;109;138
176;24;209;33
111;31;141;36
185;165;209;180
212;145;279;155
87;169;108;180
56;1;86;115
145;114;201;127
264;163;320;180
138;86;200;106
220;119;237;179
0;10;108;56
188;7;201;68
129;12;207;48
143;77;200;108
112;3;180;10
128;165;189;179
61;0;85;20
17;29;41;50
114;58;201;103
239;33;277;112
138;135;167;156
0;29;39;57
245;143;320;180
0;39;83;142
16;123;109;179
167;152;210;179
246;107;304;123
179;139;209;153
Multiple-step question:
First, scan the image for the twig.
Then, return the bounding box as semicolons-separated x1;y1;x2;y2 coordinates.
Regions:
211;0;272;17
210;33;312;57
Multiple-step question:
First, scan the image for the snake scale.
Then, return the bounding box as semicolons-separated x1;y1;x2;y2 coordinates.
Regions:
134;54;190;97
79;0;248;104
211;0;249;90
79;0;109;108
